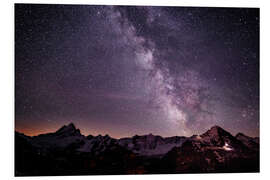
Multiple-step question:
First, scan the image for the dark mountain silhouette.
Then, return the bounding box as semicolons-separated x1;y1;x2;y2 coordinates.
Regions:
235;132;259;150
15;123;259;176
163;126;259;173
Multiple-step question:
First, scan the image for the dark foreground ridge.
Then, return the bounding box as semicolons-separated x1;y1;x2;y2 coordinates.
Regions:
15;123;259;176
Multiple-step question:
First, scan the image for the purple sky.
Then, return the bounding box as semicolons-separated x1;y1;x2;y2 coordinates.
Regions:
15;4;259;138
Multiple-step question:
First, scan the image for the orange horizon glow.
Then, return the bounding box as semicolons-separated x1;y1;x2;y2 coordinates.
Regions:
15;124;259;139
15;124;126;139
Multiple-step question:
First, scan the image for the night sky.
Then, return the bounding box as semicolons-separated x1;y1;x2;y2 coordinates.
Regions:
15;4;259;138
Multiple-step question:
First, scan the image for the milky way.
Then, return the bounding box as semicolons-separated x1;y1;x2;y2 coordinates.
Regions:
15;4;259;138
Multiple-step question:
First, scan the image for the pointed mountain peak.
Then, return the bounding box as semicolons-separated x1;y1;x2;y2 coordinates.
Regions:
58;123;76;131
204;125;229;135
55;123;81;136
67;122;76;129
197;125;239;147
210;125;223;131
200;125;233;143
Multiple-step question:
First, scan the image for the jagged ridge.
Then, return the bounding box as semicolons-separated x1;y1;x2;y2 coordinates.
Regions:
15;123;259;175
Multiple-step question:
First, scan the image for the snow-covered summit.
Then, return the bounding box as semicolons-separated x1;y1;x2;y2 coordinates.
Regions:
118;134;187;156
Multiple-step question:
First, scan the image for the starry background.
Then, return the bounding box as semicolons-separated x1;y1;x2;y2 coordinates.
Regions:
15;4;259;138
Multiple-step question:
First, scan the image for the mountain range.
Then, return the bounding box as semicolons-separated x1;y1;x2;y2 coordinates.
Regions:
15;123;259;176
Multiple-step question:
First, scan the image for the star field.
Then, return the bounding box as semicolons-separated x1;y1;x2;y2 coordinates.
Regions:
15;4;259;138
